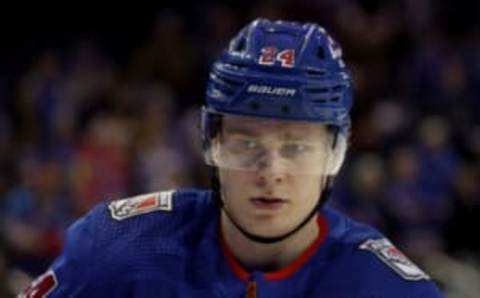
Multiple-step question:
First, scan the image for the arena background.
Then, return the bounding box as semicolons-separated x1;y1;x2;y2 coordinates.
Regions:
0;1;479;296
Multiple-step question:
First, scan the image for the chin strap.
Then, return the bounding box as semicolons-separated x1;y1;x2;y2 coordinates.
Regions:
212;172;334;244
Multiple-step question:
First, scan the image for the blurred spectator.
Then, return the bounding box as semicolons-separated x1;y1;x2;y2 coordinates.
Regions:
63;40;116;131
0;251;14;297
424;252;480;298
177;106;211;188
129;12;198;106
445;164;480;259
1;156;71;276
333;154;389;231
204;3;241;61
17;50;64;147
69;112;132;215
384;146;446;252
130;83;191;192
416;116;459;200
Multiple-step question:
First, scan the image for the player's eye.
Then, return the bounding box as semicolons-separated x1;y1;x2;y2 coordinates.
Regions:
280;143;311;158
240;139;259;150
225;136;261;154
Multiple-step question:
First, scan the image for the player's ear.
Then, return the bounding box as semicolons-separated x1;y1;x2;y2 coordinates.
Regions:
326;134;347;175
209;137;222;166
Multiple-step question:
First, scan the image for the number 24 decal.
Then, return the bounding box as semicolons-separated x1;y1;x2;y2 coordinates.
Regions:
259;47;295;68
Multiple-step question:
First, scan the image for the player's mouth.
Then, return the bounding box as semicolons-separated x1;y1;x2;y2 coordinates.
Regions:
249;197;288;210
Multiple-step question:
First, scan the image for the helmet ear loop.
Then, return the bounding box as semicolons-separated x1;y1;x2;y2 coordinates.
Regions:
325;126;348;176
332;128;339;149
211;168;223;208
203;110;224;208
318;128;340;207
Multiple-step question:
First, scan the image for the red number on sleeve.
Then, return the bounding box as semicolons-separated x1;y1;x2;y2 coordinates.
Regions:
21;270;58;298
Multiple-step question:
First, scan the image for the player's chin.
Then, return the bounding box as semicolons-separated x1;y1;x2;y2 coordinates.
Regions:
244;217;293;236
245;225;293;239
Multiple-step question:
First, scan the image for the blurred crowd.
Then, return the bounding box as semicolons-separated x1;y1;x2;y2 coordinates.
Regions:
1;1;479;297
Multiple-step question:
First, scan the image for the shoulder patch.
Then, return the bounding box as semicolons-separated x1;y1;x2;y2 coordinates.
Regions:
360;238;430;281
108;191;174;221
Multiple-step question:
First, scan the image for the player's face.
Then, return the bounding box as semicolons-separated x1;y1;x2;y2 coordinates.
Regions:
215;115;333;238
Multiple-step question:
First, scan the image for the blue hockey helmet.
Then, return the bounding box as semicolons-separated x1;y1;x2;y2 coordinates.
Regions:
203;20;353;243
203;18;353;135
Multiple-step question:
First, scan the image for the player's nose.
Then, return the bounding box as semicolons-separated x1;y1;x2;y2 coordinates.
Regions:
254;151;287;187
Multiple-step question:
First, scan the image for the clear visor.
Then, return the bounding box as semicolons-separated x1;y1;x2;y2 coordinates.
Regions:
203;110;337;175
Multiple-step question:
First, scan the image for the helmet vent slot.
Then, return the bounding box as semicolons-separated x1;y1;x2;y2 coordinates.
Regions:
305;68;327;76
317;47;325;59
234;38;246;53
312;96;340;104
306;87;329;94
332;85;343;92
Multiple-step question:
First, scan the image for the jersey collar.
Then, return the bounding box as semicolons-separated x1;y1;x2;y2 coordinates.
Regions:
220;214;329;282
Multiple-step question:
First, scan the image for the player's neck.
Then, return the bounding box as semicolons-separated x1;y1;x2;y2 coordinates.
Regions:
220;213;319;272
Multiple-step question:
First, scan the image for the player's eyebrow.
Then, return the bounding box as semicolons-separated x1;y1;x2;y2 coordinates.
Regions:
282;131;308;141
281;124;327;139
223;122;326;140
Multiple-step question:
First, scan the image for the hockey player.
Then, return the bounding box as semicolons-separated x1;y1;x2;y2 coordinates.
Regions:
20;19;443;297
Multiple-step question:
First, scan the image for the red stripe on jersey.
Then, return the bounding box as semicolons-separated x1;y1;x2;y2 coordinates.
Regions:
265;215;329;281
220;215;329;282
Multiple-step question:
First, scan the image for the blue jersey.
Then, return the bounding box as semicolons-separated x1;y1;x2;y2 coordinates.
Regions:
21;189;443;297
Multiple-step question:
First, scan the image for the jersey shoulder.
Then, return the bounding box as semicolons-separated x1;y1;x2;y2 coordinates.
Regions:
32;188;216;297
95;188;216;254
319;207;443;297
